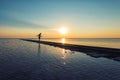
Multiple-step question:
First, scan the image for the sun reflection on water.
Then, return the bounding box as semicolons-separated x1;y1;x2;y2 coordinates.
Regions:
61;49;66;59
61;49;67;64
60;48;75;65
61;38;65;44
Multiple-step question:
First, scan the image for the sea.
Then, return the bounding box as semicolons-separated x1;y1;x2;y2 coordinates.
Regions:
41;38;120;49
0;38;120;80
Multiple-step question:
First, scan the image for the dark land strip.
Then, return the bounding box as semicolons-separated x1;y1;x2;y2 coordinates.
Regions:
21;39;120;61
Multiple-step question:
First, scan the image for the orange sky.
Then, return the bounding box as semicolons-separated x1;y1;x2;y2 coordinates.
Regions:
0;26;120;38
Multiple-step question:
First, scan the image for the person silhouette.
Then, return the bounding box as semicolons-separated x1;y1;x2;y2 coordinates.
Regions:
38;33;41;41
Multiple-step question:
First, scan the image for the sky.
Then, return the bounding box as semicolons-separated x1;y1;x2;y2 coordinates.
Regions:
0;0;120;38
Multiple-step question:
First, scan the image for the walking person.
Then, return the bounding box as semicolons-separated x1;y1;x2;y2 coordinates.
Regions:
38;33;42;41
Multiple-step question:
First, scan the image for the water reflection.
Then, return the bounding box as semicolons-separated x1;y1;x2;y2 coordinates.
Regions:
61;49;67;64
61;38;65;44
60;38;120;62
61;48;75;64
84;51;120;62
37;43;41;56
23;39;120;63
60;48;120;63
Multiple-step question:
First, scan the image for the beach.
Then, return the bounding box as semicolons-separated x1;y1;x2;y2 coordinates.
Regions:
0;39;120;80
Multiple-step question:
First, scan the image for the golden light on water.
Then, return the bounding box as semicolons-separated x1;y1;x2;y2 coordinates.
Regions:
61;38;65;43
62;49;66;59
61;49;66;65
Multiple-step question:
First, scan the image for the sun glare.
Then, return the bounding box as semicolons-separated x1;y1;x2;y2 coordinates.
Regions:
61;38;65;43
59;27;68;34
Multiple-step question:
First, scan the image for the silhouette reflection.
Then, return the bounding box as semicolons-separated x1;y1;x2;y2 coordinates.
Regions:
37;43;41;56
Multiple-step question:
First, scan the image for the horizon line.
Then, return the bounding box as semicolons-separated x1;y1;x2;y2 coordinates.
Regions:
0;38;120;39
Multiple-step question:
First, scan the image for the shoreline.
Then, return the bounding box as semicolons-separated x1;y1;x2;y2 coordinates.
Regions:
21;39;120;54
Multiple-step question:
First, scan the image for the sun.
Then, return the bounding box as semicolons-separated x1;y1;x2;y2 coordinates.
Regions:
59;27;68;34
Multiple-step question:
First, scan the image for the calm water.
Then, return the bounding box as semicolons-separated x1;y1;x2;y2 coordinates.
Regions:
0;39;120;80
40;38;120;49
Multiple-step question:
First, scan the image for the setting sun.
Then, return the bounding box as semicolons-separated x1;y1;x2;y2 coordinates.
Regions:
59;27;68;34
